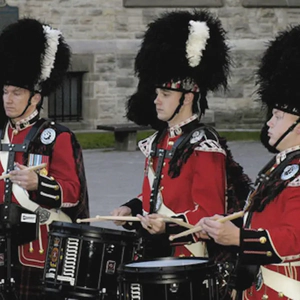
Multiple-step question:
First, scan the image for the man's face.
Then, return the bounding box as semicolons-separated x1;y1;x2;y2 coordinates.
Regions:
154;88;183;122
3;85;39;122
267;108;300;151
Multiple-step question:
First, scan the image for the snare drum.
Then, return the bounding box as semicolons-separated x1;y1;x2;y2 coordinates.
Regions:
118;257;219;300
43;222;138;299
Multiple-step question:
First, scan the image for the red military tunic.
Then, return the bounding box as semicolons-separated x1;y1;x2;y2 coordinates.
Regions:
0;121;81;268
138;115;226;257
240;147;300;300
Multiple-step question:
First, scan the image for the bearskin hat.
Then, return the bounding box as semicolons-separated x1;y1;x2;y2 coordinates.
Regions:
0;18;70;97
256;25;300;152
257;25;300;116
126;9;231;128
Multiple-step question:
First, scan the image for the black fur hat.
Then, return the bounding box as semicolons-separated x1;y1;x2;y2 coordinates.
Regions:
257;25;300;116
0;18;70;97
126;10;231;128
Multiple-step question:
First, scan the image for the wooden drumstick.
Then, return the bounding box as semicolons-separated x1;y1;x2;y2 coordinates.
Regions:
169;210;245;241
0;163;47;180
76;215;194;229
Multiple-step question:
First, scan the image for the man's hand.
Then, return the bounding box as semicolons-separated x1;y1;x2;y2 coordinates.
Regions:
111;206;132;226
9;163;39;191
196;214;240;246
137;213;166;234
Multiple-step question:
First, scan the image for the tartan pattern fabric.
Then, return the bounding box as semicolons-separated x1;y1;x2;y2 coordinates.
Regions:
167;121;252;214
12;263;43;300
66;130;90;221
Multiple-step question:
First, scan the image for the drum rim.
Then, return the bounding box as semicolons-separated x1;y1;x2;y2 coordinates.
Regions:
119;257;213;272
50;221;137;237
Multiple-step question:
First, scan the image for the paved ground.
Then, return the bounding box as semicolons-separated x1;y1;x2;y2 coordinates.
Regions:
83;141;274;230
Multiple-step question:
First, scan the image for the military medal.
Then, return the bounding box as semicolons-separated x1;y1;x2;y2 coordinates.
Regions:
28;154;49;176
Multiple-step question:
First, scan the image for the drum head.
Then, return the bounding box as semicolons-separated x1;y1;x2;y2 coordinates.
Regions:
50;221;137;243
125;258;208;268
118;257;216;284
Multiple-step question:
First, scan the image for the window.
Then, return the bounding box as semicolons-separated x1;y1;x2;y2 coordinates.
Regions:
0;4;19;32
242;0;300;7
123;0;223;7
48;72;86;122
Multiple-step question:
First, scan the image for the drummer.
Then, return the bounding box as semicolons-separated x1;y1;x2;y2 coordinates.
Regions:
198;25;300;300
111;9;251;259
0;18;89;299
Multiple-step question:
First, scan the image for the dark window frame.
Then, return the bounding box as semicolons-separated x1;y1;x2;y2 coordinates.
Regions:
123;0;223;7
48;71;86;122
242;0;300;7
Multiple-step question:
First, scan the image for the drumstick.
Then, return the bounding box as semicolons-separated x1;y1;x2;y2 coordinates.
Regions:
0;163;47;180
169;210;245;241
77;215;194;228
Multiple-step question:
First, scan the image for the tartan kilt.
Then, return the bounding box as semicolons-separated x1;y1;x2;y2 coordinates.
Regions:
12;263;44;300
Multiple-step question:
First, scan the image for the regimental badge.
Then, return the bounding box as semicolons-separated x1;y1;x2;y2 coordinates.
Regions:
41;128;56;145
190;130;204;144
50;237;61;268
106;260;116;274
281;164;299;180
255;268;263;291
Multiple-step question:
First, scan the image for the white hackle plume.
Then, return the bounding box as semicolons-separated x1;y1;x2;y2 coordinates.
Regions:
40;25;61;82
186;20;210;67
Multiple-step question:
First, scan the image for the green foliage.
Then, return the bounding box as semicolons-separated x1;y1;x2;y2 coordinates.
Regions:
218;131;260;141
75;130;260;150
75;132;115;149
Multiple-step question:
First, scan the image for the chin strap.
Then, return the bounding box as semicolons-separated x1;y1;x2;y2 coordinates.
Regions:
273;117;300;149
10;91;35;120
167;93;185;122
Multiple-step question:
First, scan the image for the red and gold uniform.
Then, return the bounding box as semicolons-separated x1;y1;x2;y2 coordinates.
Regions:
0;113;89;298
239;147;300;300
0;115;89;267
124;115;229;257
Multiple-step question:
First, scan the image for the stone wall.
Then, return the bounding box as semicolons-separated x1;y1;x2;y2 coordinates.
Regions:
6;0;300;129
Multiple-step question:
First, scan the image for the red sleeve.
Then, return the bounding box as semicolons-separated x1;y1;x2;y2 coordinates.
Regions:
240;187;300;264
265;188;300;260
49;132;81;206
184;150;226;225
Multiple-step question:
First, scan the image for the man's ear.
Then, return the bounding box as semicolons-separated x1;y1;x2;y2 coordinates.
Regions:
183;92;194;106
31;93;41;106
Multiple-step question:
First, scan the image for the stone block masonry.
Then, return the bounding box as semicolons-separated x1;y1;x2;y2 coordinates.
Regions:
6;0;300;129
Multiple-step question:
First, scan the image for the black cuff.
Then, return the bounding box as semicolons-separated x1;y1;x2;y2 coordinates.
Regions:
121;198;143;230
36;175;62;208
122;198;142;216
165;215;195;245
239;228;281;265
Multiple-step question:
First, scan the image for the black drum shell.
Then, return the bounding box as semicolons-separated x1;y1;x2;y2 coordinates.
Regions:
43;221;138;299
118;257;216;284
118;257;219;300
